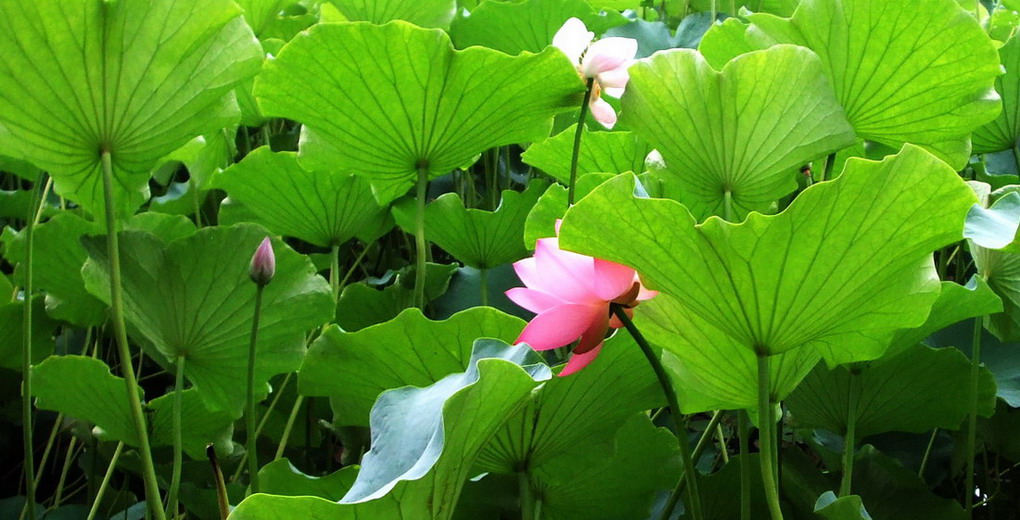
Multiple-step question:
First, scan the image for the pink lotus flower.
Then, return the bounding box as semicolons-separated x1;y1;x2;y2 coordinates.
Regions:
552;17;638;129
506;223;655;376
249;237;276;286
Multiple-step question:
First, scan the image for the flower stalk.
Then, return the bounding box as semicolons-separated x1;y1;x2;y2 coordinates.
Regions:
757;353;784;520
246;237;275;494
611;304;703;520
567;79;595;207
20;172;45;520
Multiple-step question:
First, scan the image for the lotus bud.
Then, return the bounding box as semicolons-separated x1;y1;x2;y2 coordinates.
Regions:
249;237;275;286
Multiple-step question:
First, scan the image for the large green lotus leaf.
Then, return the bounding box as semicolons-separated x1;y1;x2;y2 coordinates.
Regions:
886;278;1003;358
342;340;549;508
0;297;55;371
300;307;525;426
620;45;856;219
256;21;584;204
965;191;1020;252
214;147;388;248
529;414;680;520
329;0;456;29
785;343;998;439
32;356;232;456
334;263;459;332
392;181;544;269
0;0;262;216
974;33;1020;153
229;495;401;520
747;0;1001;169
521;125;652;184
641;294;822;412
699;455;769;520
475;331;660;473
81;224;334;416
928;320;1020;407
560;145;976;366
814;493;870;520
848;447;967;520
522;173;615;248
449;0;626;54
1;212;196;326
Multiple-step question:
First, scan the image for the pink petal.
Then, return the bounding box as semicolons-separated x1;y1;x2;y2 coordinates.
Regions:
559;342;605;377
552;17;593;65
637;286;658;301
593;258;637;301
598;67;630;91
574;307;610;354
589;97;618;129
581;37;638;77
505;287;565;314
516;303;602;351
512;257;548;292
534;237;601;303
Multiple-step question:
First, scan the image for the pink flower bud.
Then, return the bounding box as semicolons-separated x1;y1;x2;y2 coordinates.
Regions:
249;237;275;286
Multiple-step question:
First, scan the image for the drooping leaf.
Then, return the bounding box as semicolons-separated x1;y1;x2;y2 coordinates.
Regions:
328;0;457;29
0;297;55;371
521;126;652;184
928;320;1020;407
964;191;1020;252
785;343;998;439
814;492;871;520
300;306;525;426
81;224;334;416
0;0;262;216
31;356;139;445
748;0;1002;169
236;0;289;36
256;21;584;203
973;32;1020;153
847;447;967;520
32;356;236;457
620;44;856;219
392;181;544;268
697;17;762;70
450;0;627;54
341;339;550;506
559;146;975;408
214;147;389;248
886;278;1003;358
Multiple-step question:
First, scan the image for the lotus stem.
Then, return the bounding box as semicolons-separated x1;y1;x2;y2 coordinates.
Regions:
246;284;266;494
610;304;703;520
757;353;784;520
86;442;123;520
965;317;983;515
101;151;166;520
20;172;44;520
167;356;187;517
839;369;860;497
567;78;595;207
413;166;429;309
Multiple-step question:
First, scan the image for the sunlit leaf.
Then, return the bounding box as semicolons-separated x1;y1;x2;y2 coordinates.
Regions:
522;126;651;184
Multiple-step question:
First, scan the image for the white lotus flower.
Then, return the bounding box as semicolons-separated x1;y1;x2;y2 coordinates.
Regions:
552;18;638;129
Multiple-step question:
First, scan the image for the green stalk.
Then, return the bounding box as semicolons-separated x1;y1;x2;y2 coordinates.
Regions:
723;190;734;222
610;305;703;520
207;445;230;520
567;78;595;207
739;410;751;520
965;317;983;515
52;436;79;507
101;151;166;520
839;370;860;497
274;395;305;461
21;172;45;520
413;166;429;309
246;284;266;495
167;356;186;518
230;374;292;483
479;268;489;307
821;153;836;182
329;244;341;302
519;471;536;520
86;442;123;520
918;428;939;478
757;353;785;520
692;410;724;461
716;422;730;465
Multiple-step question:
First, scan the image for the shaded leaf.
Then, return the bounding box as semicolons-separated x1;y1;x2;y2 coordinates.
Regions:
334;262;459;332
450;0;627;54
329;0;457;29
0;297;56;371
